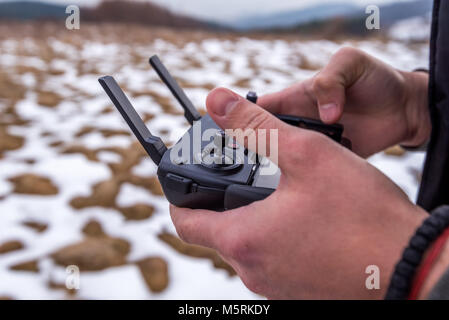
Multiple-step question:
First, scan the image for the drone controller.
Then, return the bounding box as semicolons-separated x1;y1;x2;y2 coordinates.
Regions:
99;55;351;211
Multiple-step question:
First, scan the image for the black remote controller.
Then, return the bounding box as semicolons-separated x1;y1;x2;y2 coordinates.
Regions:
99;55;350;211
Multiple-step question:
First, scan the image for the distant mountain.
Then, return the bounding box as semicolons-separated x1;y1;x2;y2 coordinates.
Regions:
0;1;66;20
374;0;433;25
0;0;222;30
82;0;220;29
230;0;433;31
231;3;359;31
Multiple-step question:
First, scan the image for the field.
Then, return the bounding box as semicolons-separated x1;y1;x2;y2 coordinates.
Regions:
0;22;429;299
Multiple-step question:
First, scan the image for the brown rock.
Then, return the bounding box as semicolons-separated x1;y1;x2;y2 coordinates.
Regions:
127;175;164;196
8;174;58;195
106;142;146;175
384;145;406;157
23;158;36;165
81;220;106;237
0;126;24;153
118;204;155;220
100;106;114;114
0;240;24;254
74;126;96;138
158;232;235;276
37;90;62;108
10;260;39;272
99;129;130;138
48;140;64;148
136;257;169;293
52;237;130;271
22;221;48;233
47;280;77;296
61;145;98;161
0;72;26;101
70;178;120;209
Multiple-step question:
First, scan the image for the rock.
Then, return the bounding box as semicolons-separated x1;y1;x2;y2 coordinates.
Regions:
158;232;235;276
136;257;169;293
0;72;26;101
127;175;164;196
8;174;58;195
0;296;14;300
118;204;155;220
61;145;98;161
23;158;36;165
98;129;130;138
37;90;62;108
0;126;24;153
22;221;48;233
384;145;406;157
70;178;120;209
51;237;130;271
10;260;39;272
81;220;106;237
47;280;77;296
106;142;146;175
0;240;24;254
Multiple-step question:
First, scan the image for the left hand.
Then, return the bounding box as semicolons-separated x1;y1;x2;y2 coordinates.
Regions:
170;87;427;299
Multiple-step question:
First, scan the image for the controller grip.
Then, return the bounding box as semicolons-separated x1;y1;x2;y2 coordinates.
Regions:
224;185;275;210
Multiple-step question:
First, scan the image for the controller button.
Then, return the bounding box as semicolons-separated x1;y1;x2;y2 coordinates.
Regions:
165;173;192;194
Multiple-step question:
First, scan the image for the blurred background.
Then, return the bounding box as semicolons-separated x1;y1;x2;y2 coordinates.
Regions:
0;0;432;299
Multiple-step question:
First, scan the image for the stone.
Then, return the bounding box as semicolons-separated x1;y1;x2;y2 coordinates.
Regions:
52;237;130;271
0;240;24;254
136;257;169;293
8;174;58;195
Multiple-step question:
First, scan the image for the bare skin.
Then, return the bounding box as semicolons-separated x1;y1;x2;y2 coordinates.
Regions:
170;47;434;299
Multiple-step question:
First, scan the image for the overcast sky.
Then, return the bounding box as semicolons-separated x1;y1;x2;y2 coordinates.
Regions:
0;0;414;22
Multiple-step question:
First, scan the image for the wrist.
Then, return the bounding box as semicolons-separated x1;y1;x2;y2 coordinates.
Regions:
400;70;431;148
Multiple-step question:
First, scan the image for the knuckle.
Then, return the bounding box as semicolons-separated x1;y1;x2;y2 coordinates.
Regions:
335;46;363;59
221;233;254;263
244;109;271;131
312;75;335;93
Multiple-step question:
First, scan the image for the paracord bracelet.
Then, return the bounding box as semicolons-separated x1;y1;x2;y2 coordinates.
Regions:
385;205;449;299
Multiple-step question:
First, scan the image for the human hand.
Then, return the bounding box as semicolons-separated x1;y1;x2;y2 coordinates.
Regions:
170;88;427;299
258;47;430;157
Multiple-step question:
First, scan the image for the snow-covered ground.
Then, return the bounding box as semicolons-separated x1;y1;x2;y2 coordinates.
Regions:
0;26;429;299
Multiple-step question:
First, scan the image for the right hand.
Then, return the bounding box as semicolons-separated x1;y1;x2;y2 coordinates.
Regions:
257;47;431;157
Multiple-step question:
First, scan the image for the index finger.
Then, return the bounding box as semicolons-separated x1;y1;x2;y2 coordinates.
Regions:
169;205;246;249
257;80;319;119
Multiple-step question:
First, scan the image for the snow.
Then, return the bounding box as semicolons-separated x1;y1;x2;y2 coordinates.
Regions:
389;16;432;43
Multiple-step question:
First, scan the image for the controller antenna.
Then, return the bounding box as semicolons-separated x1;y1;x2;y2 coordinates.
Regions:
149;55;201;125
99;76;167;165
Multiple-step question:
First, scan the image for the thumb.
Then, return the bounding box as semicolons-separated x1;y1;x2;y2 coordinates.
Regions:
312;74;346;124
312;47;367;123
206;87;299;170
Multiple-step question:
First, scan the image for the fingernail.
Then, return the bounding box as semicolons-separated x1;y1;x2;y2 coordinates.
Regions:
319;103;338;122
209;89;239;116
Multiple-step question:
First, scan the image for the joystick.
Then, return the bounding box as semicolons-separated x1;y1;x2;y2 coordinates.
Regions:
99;55;351;211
